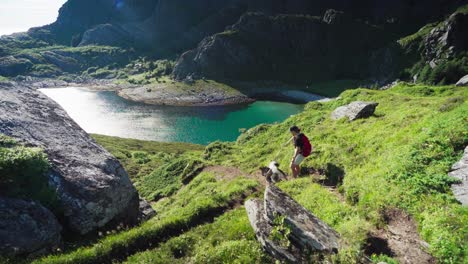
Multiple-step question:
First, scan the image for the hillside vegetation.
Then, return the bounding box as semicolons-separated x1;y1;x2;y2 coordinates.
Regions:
23;83;467;264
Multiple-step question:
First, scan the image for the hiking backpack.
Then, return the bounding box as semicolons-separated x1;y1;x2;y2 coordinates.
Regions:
301;135;312;157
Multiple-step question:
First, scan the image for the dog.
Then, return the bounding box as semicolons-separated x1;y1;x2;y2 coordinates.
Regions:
260;161;288;183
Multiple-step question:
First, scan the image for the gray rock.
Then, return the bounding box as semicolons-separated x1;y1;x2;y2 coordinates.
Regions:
322;9;349;25
245;185;340;263
331;101;378;121
0;197;62;257
449;146;468;205
138;198;156;222
0;84;140;234
245;199;301;263
424;12;468;63
456;75;468;86
264;185;340;253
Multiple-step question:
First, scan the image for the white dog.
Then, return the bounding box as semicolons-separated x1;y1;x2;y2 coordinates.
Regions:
261;161;288;183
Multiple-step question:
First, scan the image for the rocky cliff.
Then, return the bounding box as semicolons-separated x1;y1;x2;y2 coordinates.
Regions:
27;0;466;53
172;11;394;84
0;83;140;235
0;0;466;86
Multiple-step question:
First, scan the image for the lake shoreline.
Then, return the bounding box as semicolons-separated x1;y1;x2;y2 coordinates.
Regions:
4;77;328;106
38;87;305;144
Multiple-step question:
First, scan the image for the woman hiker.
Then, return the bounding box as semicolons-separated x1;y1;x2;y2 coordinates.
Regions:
289;126;312;178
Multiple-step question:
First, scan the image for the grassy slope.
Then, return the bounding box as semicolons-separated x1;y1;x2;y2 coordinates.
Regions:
124;208;270;264
28;83;467;264
203;83;467;262
33;172;258;264
92;134;204;181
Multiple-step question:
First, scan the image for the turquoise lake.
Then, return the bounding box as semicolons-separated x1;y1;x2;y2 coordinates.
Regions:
40;87;308;145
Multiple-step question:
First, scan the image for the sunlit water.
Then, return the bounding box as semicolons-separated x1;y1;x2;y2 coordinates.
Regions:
39;87;308;145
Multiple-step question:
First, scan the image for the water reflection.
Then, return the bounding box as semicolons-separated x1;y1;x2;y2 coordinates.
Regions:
39;87;305;145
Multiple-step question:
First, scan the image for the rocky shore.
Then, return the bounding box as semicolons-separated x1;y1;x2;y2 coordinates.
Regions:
3;77;331;107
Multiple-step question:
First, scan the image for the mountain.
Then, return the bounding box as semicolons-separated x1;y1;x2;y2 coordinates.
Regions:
0;0;466;94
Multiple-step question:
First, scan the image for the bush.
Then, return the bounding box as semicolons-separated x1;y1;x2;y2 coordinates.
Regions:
418;56;468;85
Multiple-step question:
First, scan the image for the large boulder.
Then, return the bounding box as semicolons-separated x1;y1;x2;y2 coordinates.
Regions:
450;146;468;205
331;101;378;121
0;197;62;257
245;199;302;263
456;74;468;86
0;84;140;234
264;185;340;253
245;185;340;263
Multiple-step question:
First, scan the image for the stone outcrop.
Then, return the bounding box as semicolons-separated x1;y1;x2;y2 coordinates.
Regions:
449;146;468;205
173;11;390;83
0;56;33;76
456;74;468;86
0;197;62;257
245;185;340;263
138;198;157;222
331;101;378;121
424;12;468;65
0;83;140;234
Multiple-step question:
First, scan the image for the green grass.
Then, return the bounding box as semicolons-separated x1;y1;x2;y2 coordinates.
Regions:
0;134;58;211
93;134;206;201
92;134;204;182
204;83;467;262
398;22;439;48
33;172;258;264
124;208;270;264
14;83;468;263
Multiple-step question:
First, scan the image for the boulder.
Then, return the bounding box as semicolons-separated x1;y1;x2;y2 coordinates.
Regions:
331;101;378;121
245;185;340;263
245;199;302;263
0;197;62;257
138;198;156;222
0;84;140;234
264;185;340;253
456;75;468;86
449;146;468;205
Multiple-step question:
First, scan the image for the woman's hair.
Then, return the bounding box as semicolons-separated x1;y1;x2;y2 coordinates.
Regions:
289;126;300;133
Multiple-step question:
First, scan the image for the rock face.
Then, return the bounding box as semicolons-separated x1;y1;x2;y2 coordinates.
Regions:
173;11;390;83
331;101;378;121
456;74;468;86
0;83;140;234
424;12;468;64
245;185;340;263
450;146;468;205
0;197;62;257
79;24;132;47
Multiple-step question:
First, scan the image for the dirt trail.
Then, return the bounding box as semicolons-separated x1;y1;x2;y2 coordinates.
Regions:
203;165;268;186
365;209;435;264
